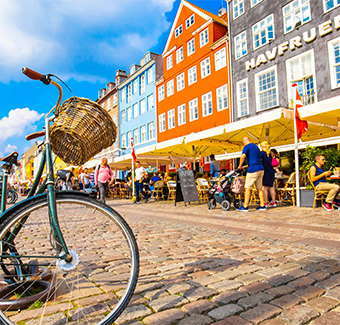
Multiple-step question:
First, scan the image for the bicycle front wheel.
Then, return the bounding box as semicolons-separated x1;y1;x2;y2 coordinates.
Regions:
0;193;139;325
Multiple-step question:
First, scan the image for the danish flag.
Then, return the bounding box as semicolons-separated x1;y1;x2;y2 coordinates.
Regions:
292;84;308;140
130;138;137;162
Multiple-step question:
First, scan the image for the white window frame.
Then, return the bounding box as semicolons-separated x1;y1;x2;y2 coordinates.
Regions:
113;93;117;106
251;0;264;7
148;67;153;84
235;31;247;60
200;28;209;48
127;106;132;121
167;79;174;96
329;36;340;89
233;0;245;20
176;47;183;63
255;65;279;112
167;54;173;70
147;94;154;110
215;48;226;71
133;79;138;94
175;24;183;37
140;99;146;115
168;109;175;129
133;103;139;118
236;78;249;117
252;14;274;50
159;113;166;132
178;104;186;126
188;66;197;85
133;128;139;145
323;0;340;13
283;0;311;34
140;74;145;94
201;57;211;78
127;84;132;103
216;84;228;112
187;38;195;56
186;14;195;29
158;85;165;101
148;122;155;140
121;133;126;149
121;109;126;124
189;98;198;122
202;92;213;117
141;125;147;143
121;88;126;102
127;131;132;146
177;73;185;91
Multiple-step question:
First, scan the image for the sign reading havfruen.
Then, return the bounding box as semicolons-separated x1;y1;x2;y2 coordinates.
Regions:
245;15;340;71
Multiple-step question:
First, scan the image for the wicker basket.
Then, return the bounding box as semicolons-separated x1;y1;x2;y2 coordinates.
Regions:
50;97;116;165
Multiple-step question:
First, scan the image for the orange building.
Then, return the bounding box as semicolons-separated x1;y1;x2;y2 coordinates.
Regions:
156;0;231;144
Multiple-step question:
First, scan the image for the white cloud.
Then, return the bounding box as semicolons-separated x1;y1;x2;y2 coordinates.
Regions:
0;108;44;142
0;0;175;83
5;144;18;153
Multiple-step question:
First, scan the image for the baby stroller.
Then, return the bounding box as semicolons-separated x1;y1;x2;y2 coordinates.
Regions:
207;169;244;211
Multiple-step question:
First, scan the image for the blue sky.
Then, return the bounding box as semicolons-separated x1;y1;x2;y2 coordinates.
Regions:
0;0;227;158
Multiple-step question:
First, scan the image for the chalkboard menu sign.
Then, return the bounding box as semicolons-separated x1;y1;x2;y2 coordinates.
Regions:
175;169;200;206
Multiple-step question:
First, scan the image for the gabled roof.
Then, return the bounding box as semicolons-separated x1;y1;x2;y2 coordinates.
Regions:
163;0;228;55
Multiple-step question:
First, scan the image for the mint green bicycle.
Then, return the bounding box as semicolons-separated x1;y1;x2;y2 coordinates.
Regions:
0;68;139;324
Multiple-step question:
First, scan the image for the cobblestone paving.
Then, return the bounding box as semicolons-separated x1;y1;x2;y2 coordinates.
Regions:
106;199;340;324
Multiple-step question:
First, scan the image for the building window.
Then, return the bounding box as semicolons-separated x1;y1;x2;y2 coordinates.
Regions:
200;29;209;47
148;67;153;84
188;66;197;85
167;79;174;96
287;50;316;105
141;125;147;143
158;85;165;101
202;92;213;117
234;0;244;19
148;122;155;140
255;66;278;111
189;98;198;122
251;0;264;7
133;79;138;94
176;47;183;63
252;14;274;50
187;38;195;56
216;84;228;112
121;109;126;124
127;131;132;146
215;48;226;71
175;24;183;37
235;31;247;60
329;37;340;89
201;57;211;78
178;104;186;126
167;54;173;70
127;84;132;103
133;103;139;118
323;0;340;12
140;74;145;94
113;93;117;106
127;106;132;121
147;94;154;110
177;73;185;91
121;88;126;102
140;99;146;115
168;109;175;129
121;133;126;149
186;14;195;29
133;128;139;145
237;79;249;117
159;113;166;132
283;0;311;34
113;114;117;127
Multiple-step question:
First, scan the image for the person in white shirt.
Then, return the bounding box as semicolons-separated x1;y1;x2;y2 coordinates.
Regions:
80;168;91;189
134;161;147;204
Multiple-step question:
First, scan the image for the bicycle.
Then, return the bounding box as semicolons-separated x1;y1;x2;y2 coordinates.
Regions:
0;68;139;324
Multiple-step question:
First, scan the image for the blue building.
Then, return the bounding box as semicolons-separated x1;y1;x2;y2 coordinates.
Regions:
117;52;163;158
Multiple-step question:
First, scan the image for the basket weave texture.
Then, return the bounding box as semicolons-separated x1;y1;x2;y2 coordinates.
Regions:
50;97;116;165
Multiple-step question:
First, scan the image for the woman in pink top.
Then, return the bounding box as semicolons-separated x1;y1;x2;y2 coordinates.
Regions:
95;158;114;204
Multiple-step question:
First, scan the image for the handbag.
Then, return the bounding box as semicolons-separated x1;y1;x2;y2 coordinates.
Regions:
272;157;279;168
231;177;245;194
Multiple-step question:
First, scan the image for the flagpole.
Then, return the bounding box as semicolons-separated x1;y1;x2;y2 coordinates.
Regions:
293;84;301;207
131;138;135;198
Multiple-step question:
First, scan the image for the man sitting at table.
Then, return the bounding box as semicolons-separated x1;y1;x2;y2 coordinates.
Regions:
310;155;340;211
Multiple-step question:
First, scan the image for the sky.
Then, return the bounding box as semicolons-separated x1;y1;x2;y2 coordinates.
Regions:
0;0;227;158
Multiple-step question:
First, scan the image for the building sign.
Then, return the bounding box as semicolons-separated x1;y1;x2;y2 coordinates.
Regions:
245;15;340;71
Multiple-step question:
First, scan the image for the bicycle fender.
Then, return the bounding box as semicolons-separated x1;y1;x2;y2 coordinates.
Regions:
0;191;90;225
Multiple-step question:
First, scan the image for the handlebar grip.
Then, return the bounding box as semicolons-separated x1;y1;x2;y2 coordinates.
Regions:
22;67;51;85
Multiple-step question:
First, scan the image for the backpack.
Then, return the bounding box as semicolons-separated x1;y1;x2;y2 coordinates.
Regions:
231;176;245;194
57;169;71;182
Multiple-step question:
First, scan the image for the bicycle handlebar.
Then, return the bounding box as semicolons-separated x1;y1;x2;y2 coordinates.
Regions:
22;67;51;85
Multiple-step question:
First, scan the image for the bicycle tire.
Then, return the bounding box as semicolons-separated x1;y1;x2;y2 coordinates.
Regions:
0;192;139;325
5;191;14;205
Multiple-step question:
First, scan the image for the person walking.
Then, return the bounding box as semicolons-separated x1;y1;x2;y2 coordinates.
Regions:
95;158;114;204
210;154;220;178
134;161;146;204
237;137;266;212
65;167;75;190
81;168;91;189
260;141;277;208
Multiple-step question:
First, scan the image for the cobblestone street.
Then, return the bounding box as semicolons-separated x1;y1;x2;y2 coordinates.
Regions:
107;199;340;325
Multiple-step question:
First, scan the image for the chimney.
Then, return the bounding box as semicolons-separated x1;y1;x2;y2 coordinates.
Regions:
218;7;227;17
115;70;127;86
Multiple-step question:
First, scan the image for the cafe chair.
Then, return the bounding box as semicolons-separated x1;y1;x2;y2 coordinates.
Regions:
152;181;164;200
307;170;330;209
167;180;176;201
277;172;296;206
197;178;209;202
249;184;259;205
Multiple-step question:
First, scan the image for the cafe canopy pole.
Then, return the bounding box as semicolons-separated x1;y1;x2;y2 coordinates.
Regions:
293;84;301;207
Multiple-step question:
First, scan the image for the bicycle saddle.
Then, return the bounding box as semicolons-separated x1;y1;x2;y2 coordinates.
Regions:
0;152;19;166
